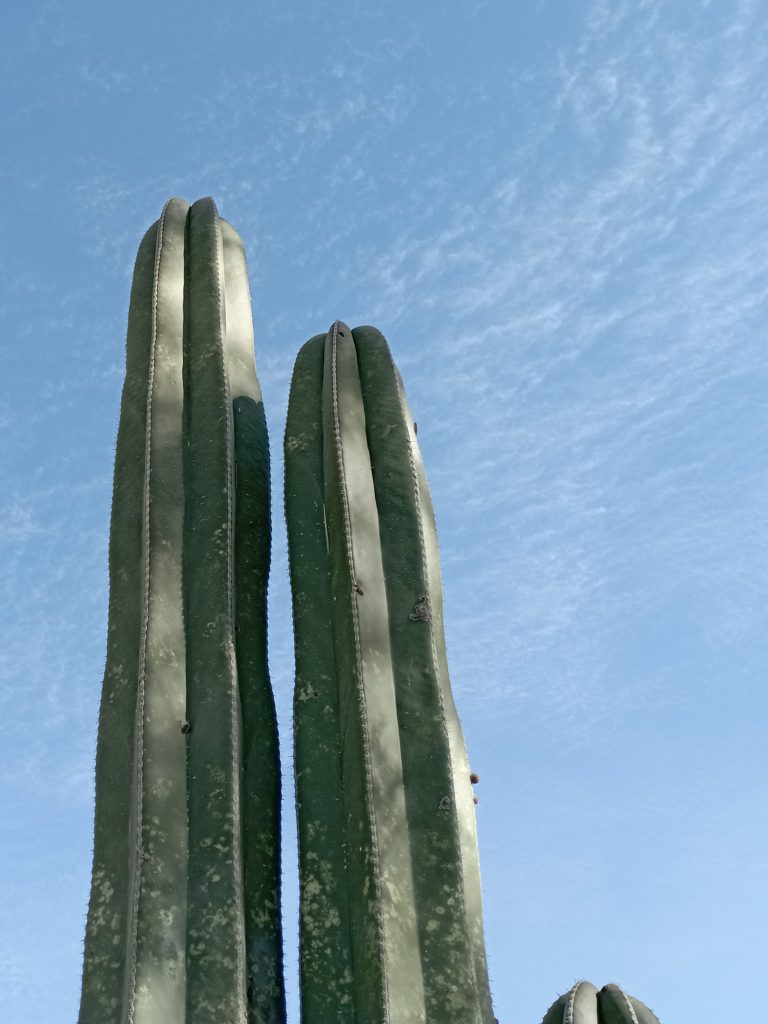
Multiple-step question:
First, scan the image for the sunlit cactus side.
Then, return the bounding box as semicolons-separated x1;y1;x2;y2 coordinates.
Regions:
541;981;661;1024
285;321;494;1024
79;197;284;1024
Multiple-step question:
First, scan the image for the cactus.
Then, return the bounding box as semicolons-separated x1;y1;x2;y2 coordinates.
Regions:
80;204;664;1024
78;197;284;1024
285;321;494;1024
541;981;661;1024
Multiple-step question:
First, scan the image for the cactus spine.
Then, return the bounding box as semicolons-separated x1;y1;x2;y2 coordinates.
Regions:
541;981;661;1024
286;322;494;1024
79;198;284;1024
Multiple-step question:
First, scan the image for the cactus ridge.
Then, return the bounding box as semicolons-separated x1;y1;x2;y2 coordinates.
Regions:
79;198;284;1024
354;325;493;1020
285;331;356;1023
286;322;495;1024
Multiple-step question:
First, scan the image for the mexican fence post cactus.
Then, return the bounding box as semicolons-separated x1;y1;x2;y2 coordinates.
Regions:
285;321;495;1024
79;203;664;1024
541;981;661;1024
78;197;284;1024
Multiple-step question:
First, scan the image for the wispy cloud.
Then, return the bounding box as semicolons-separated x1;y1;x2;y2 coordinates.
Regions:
319;0;768;736
2;2;767;1019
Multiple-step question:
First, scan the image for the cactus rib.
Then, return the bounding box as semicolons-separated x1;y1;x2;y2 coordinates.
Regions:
286;333;356;1022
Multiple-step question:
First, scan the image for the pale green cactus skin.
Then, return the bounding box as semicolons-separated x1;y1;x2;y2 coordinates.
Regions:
79;197;284;1024
285;322;494;1024
541;981;661;1024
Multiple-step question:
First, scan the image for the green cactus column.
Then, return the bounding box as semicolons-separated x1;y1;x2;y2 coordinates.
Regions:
286;321;494;1024
79;197;284;1024
541;981;661;1024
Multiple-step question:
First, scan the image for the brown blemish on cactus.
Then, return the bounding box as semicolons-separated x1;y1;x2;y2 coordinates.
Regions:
409;596;431;622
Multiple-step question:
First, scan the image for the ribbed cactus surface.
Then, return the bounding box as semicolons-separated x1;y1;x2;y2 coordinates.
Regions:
79;197;283;1024
541;981;661;1024
80;204;665;1024
285;321;494;1024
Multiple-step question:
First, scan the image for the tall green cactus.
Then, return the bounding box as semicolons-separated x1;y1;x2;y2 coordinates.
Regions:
81;201;664;1024
541;981;661;1024
285;321;494;1024
79;197;284;1024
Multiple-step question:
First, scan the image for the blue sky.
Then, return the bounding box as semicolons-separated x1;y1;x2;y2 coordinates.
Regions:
2;1;767;1021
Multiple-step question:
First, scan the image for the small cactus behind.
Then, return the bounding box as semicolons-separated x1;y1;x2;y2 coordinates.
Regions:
541;980;661;1024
